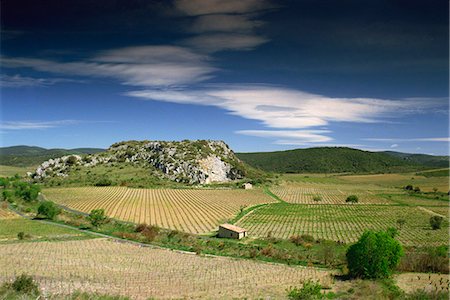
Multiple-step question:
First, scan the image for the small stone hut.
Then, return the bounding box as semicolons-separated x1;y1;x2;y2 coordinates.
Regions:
242;183;253;189
218;224;247;239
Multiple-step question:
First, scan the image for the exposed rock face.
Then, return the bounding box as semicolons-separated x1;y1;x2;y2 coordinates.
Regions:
32;140;245;184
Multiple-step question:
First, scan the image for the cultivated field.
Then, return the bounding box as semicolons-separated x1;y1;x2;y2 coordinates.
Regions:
43;187;275;234
271;185;393;204
236;203;449;246
0;238;333;299
0;206;18;219
339;172;449;192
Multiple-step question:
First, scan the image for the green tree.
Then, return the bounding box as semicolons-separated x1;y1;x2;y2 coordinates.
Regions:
429;216;443;230
345;195;359;203
13;181;41;202
346;230;403;279
37;201;60;220
88;209;108;227
2;190;13;202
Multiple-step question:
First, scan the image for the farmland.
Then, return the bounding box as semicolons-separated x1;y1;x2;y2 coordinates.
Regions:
270;185;394;204
0;238;333;299
0;207;91;242
43;187;275;234
236;203;449;246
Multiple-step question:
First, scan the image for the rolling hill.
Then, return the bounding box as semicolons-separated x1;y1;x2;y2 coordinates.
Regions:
0;146;104;167
236;147;448;174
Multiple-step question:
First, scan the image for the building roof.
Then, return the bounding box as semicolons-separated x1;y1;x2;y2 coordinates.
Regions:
219;223;247;233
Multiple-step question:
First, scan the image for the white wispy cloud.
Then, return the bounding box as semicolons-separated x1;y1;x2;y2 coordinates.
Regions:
176;0;272;53
1;46;215;87
0;120;80;130
0;74;83;88
183;33;268;53
189;14;263;33
364;137;450;142
174;0;273;16
236;130;333;143
127;85;444;129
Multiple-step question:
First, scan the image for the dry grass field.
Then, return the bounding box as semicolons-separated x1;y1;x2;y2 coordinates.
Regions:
0;238;333;299
43;187;275;234
0;165;34;177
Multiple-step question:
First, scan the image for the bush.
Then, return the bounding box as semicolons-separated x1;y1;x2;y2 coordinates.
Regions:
404;185;413;191
345;195;358;203
430;216;443;230
413;186;421;193
13;181;41;202
312;195;322;202
346;230;403;279
4;274;40;295
289;235;303;246
88;209;108;227
17;232;25;240
66;155;78;166
287;280;323;300
94;177;112;187
37;201;60;220
141;225;160;242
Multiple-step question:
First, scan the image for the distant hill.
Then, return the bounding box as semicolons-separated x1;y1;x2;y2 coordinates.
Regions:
382;151;449;168
0;146;105;167
236;147;448;174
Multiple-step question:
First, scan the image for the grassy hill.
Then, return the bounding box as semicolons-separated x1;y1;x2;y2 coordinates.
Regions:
236;147;447;174
0;146;104;167
383;151;449;168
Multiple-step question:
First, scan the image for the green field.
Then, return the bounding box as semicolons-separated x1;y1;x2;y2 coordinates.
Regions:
0;217;91;242
236;202;449;246
0;165;34;177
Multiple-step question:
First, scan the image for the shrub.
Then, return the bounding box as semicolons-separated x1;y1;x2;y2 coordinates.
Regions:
430;216;443;230
37;201;60;220
17;232;25;240
345;195;359;203
13;181;41;202
289;235;303;246
312;195;322;202
141;225;160;242
346;230;403;279
2;190;13;202
396;218;406;230
135;223;148;233
66;155;78;166
301;234;315;243
287;280;323;300
94;177;112;187
88;209;108;227
413;186;421;193
404;185;413;191
6;274;40;295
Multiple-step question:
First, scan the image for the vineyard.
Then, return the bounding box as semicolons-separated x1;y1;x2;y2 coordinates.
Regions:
236;203;449;246
271;186;393;204
0;206;17;219
43;187;275;234
0;238;333;299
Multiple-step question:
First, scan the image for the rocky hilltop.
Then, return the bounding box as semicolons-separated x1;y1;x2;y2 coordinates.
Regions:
31;140;248;184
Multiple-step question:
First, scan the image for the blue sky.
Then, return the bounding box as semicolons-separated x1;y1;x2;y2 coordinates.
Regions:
1;0;448;154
